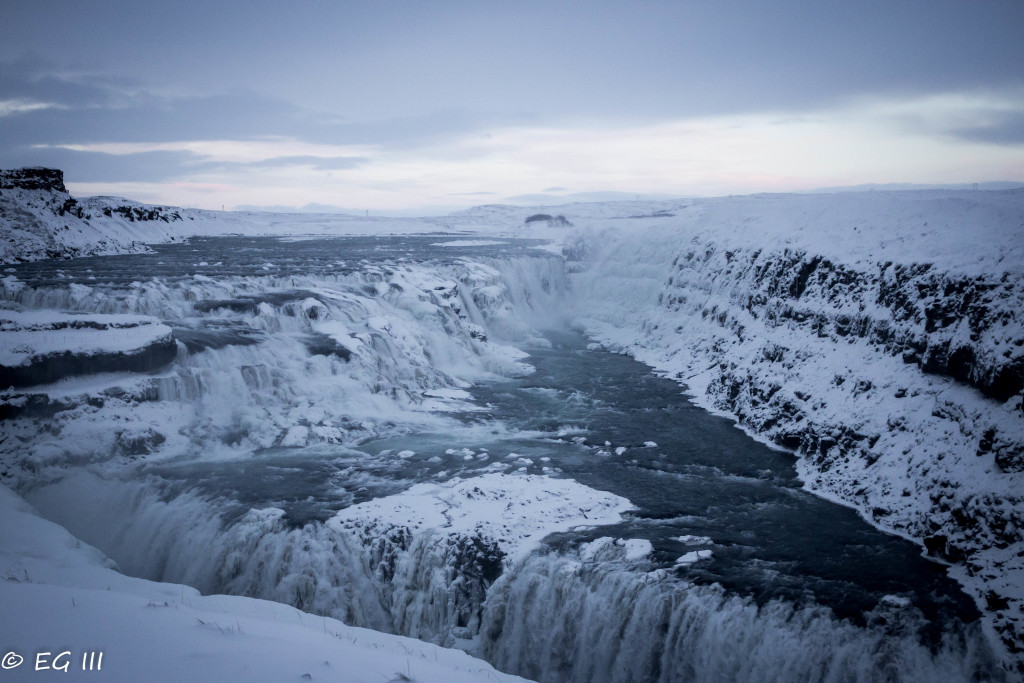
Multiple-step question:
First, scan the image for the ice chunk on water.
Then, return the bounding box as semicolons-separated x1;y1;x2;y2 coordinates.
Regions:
580;537;653;562
580;536;615;561
676;535;713;545
618;538;653;561
675;549;713;565
643;441;658;448
880;595;912;609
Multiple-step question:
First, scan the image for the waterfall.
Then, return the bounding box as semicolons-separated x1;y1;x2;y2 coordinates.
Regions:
478;553;1000;683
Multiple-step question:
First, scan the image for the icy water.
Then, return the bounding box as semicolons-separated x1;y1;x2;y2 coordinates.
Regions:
6;236;999;681
4;234;553;286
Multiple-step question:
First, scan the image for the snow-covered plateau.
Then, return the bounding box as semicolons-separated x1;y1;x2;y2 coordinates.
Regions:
1;168;1023;681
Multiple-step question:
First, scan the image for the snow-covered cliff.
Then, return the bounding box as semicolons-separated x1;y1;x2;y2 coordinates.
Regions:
566;190;1024;663
0;167;195;262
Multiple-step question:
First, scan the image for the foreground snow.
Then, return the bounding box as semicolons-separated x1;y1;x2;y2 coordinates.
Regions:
0;485;530;683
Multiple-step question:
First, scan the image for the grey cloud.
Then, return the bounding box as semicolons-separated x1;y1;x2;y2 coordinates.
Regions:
0;59;514;159
0;147;370;185
245;156;367;170
950;113;1024;146
5;2;1024;128
1;147;208;183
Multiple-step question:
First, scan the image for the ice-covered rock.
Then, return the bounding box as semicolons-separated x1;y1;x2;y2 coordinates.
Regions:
0;309;176;387
674;549;713;565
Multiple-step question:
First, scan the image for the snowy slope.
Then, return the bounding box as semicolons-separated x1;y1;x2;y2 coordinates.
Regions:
0;168;190;262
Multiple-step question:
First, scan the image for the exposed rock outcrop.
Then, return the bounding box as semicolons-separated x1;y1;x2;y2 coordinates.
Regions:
0;167;187;263
0;310;177;388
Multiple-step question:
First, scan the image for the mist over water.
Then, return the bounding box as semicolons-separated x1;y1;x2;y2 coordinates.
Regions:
3;236;1004;682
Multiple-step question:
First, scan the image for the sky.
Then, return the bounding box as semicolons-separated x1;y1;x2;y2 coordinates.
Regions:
1;0;1023;214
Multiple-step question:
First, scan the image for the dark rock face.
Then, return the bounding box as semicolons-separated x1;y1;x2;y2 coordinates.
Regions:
302;332;352;361
0;337;178;388
194;298;260;315
0;168;67;193
525;214;573;227
99;204;182;223
668;246;1024;402
0;382;162;421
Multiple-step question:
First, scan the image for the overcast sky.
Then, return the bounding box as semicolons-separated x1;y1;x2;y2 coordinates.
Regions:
2;0;1023;213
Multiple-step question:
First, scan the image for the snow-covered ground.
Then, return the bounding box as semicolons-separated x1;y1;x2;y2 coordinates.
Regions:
0;168;553;264
2;168;1023;675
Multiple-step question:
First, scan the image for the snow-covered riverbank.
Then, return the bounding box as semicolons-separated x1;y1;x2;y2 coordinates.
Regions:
563;190;1024;665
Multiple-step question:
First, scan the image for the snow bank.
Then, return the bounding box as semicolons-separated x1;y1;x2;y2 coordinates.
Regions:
0;484;530;683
